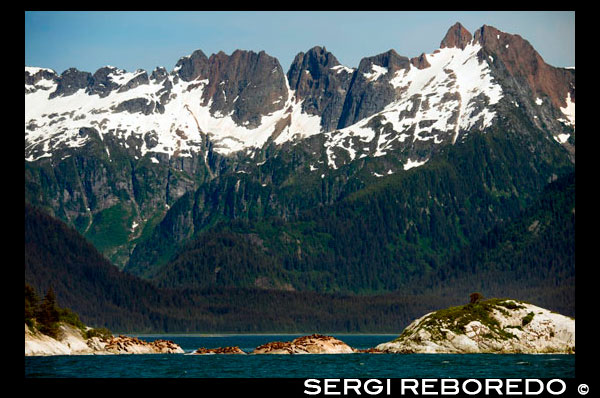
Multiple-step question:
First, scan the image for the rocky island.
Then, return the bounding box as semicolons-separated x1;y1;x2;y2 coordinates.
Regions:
252;334;355;354
190;334;356;355
25;285;184;356
25;322;184;356
375;297;575;354
193;346;247;355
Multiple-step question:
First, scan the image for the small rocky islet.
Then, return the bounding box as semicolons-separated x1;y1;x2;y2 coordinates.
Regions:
26;297;574;356
193;334;361;355
375;297;575;354
25;323;185;355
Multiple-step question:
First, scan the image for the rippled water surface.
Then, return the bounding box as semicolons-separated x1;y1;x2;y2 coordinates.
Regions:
25;334;575;378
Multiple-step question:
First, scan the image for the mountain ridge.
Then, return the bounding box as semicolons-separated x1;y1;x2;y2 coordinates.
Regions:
25;22;575;297
25;22;575;161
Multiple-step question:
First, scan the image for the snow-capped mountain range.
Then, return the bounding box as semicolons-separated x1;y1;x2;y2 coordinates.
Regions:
25;23;576;270
25;23;575;171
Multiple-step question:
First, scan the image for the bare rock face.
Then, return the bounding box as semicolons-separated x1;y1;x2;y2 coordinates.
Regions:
287;46;354;132
25;67;58;92
173;49;211;82
410;53;431;69
175;49;288;129
25;323;88;356
49;68;93;99
473;25;575;112
337;49;411;129
375;299;575;354
87;66;123;97
440;22;473;50
253;334;355;354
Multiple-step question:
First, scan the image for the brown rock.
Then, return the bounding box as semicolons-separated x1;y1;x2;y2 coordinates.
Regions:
253;334;354;354
253;340;295;354
194;346;246;355
440;22;473;50
410;53;431;70
473;24;575;111
104;335;183;354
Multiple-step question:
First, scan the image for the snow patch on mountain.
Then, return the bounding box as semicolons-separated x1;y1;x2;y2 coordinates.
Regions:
323;42;503;169
363;64;388;81
331;65;355;74
404;158;429;170
25;27;572;173
558;92;575;128
25;66;323;160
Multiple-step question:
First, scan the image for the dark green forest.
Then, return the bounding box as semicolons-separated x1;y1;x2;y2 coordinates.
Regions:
149;132;575;315
25;203;462;332
25;164;574;332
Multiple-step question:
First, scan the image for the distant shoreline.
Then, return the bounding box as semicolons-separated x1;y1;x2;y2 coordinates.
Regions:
125;333;401;337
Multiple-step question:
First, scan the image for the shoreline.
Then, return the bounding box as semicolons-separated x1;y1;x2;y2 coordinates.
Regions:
124;333;401;337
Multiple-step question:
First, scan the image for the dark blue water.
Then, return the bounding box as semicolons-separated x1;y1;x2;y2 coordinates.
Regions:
24;334;575;378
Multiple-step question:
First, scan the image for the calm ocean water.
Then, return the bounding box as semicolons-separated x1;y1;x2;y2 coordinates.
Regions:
24;334;575;378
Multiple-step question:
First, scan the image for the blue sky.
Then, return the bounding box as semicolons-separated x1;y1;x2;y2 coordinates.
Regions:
25;11;575;75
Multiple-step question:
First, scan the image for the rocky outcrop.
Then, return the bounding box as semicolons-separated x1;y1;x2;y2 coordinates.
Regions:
474;24;575;112
440;22;473;50
113;97;156;115
410;53;430;69
25;323;97;356
49;68;92;98
87;66;123;97
336;49;410;129
104;335;184;354
173;49;211;82
287;46;354;132
25;322;183;356
193;346;246;355
253;334;355;354
175;49;288;129
25;67;58;92
375;299;575;354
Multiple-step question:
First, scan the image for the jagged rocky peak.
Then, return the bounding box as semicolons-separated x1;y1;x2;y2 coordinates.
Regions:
175;48;288;128
287;45;342;87
25;21;575;165
440;22;473;50
287;46;354;131
173;49;210;81
88;66;122;96
335;48;411;129
25;66;57;83
38;64;154;99
49;67;93;98
88;66;150;97
357;48;411;75
473;24;575;112
150;66;168;82
410;53;430;69
25;67;58;94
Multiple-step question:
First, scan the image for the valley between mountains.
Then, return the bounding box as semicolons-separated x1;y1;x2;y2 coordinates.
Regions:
25;22;575;333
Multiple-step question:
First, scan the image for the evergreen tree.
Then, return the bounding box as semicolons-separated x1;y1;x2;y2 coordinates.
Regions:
24;284;39;327
36;287;60;338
